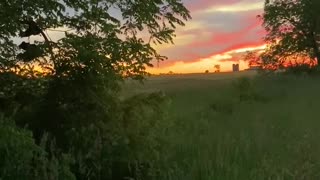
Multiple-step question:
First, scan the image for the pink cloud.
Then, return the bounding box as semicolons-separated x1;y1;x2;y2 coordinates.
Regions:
189;11;263;46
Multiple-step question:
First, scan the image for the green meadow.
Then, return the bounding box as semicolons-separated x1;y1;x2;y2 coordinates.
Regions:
123;71;320;179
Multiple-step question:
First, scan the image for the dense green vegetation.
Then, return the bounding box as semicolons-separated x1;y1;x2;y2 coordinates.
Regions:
3;68;320;179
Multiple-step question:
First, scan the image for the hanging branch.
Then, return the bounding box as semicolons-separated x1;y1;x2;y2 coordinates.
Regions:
17;19;52;64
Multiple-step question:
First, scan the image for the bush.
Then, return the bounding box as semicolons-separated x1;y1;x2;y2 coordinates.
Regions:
0;115;75;180
1;72;172;179
233;77;268;103
285;64;320;75
58;92;171;180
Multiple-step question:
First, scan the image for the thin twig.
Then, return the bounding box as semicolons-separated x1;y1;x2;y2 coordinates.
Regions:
46;28;73;32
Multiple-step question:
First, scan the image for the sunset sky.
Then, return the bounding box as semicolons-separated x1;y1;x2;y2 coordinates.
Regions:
148;0;266;74
25;0;266;74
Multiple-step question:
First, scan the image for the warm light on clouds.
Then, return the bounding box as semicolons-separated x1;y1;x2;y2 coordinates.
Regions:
228;44;266;53
203;1;263;13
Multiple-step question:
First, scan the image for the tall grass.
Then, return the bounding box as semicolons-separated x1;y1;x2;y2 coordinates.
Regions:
134;74;320;179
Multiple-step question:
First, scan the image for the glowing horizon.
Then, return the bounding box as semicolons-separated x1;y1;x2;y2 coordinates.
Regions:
147;43;266;74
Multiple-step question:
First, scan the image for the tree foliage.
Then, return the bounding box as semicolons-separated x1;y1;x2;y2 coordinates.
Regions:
0;0;191;76
243;51;263;68
261;0;320;67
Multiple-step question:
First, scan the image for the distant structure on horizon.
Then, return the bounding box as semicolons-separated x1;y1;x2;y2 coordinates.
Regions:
214;64;220;73
232;64;239;72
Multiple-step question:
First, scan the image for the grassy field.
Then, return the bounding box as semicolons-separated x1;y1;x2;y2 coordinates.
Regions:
124;71;320;179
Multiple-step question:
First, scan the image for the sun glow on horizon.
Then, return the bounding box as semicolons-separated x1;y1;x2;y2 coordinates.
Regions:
147;44;267;74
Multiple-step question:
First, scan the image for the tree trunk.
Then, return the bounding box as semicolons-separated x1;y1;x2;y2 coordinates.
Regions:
312;32;320;66
314;44;320;66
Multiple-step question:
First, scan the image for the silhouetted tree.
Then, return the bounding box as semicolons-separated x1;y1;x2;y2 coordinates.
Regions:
261;0;320;67
243;51;262;67
214;64;220;72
